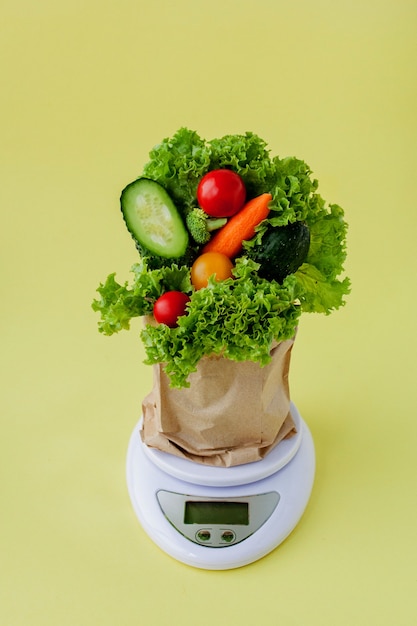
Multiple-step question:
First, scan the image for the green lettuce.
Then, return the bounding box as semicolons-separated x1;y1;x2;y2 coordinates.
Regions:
92;262;191;335
94;259;301;388
142;128;210;210
243;171;350;315
208;132;275;199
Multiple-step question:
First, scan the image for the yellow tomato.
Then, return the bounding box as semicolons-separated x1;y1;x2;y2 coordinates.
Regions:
191;252;234;290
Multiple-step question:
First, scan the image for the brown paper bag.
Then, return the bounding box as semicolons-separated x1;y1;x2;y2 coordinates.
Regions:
141;338;297;467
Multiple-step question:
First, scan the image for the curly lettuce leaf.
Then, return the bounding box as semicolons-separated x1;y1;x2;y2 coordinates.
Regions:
91;273;143;335
305;202;348;281
292;201;350;313
295;264;350;314
141;259;301;387
142;128;210;210
208;132;275;198
267;156;319;224
92;261;191;335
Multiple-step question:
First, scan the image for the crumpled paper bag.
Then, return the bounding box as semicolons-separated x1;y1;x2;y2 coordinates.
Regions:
141;338;297;467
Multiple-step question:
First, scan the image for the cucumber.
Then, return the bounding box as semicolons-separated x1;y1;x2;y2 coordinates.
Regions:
250;221;310;283
120;178;189;259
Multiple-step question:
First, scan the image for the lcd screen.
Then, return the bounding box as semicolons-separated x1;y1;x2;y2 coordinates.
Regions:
184;501;249;525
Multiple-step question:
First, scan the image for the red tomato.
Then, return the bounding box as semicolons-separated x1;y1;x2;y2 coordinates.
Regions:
191;252;234;290
197;169;246;218
153;291;191;328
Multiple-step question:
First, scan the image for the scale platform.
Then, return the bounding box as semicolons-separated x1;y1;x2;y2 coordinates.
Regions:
126;402;315;570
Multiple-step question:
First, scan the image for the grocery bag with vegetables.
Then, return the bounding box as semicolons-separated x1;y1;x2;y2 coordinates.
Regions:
93;128;349;466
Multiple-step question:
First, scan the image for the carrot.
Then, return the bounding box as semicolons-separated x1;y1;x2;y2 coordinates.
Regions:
202;193;272;259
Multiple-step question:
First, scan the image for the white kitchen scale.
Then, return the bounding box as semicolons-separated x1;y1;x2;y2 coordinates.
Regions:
126;402;315;570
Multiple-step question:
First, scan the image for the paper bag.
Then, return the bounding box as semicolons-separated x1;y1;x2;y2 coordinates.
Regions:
141;338;297;467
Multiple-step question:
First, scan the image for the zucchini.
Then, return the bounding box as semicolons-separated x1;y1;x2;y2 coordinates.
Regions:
250;221;310;283
120;178;189;259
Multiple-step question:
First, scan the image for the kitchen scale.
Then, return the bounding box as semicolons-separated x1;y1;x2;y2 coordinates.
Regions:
126;402;315;570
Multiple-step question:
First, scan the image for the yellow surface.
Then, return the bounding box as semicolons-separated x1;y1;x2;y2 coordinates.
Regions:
1;1;416;624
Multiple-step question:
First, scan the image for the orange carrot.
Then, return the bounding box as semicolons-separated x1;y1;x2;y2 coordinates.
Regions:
202;193;272;259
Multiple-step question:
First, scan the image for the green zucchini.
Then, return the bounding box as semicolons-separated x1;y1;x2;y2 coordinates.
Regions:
250;221;310;283
120;178;189;259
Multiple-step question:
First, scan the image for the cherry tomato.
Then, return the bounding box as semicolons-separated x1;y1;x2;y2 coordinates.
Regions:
197;169;246;218
191;252;234;290
153;291;191;328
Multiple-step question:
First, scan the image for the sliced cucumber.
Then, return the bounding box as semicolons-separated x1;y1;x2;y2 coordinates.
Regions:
120;178;189;258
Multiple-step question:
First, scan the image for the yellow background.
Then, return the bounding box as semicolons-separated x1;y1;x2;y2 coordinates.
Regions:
1;1;416;624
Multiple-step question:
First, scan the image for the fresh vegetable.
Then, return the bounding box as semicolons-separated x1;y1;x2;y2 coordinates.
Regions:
197;169;246;217
294;203;350;313
208;132;275;199
97;258;301;387
93;128;350;388
153;291;191;328
144;259;301;388
185;208;227;244
202;193;272;259
121;178;189;259
142;128;211;209
92;262;192;335
191;252;234;290
249;221;311;284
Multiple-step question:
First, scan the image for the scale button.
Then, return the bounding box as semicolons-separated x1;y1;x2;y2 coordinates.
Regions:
221;530;236;544
196;530;211;542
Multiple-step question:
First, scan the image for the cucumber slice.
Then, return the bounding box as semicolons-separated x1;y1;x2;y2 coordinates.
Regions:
121;178;189;258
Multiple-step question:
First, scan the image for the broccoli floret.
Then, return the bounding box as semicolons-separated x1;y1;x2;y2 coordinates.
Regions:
185;208;227;244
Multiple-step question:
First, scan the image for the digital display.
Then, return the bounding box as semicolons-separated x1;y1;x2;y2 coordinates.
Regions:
184;501;249;526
